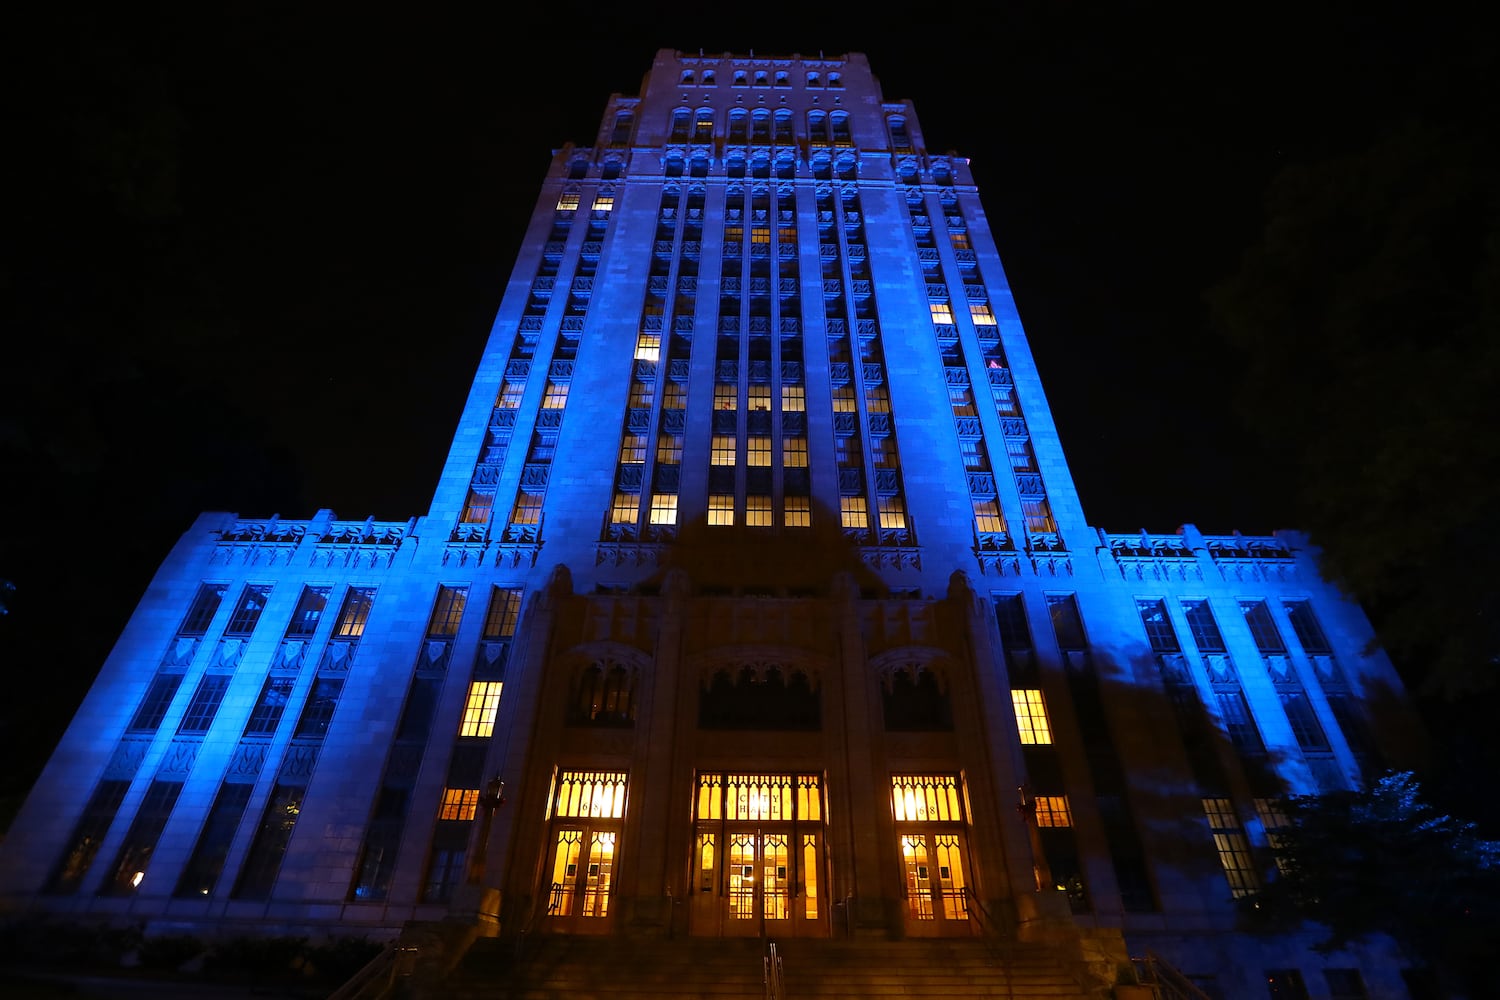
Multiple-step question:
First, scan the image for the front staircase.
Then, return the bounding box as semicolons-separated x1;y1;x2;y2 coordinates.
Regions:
441;933;1098;999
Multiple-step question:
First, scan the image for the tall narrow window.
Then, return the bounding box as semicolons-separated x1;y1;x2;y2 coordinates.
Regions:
284;586;330;638
1046;594;1087;650
1202;798;1259;898
1011;689;1052;744
224;584;273;636
334;586;376;638
1181;599;1226;653
1280;692;1329;751
1284;600;1332;654
1241;601;1286;654
244;676;296;736
177;674;231;734
459;681;504;738
484;587;522;639
1137;599;1181;652
428;586;467;637
180;583;229;635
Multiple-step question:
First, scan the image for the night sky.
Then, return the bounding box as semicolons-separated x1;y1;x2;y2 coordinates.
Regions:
3;6;1485;801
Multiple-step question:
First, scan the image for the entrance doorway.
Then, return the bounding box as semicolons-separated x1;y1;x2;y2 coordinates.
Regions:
892;774;973;935
692;772;825;937
543;770;626;932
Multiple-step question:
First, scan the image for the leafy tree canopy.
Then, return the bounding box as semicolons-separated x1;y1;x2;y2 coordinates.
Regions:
1243;771;1500;981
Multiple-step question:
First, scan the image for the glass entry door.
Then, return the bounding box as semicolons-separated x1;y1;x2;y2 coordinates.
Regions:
544;771;626;933
892;775;973;936
692;773;825;937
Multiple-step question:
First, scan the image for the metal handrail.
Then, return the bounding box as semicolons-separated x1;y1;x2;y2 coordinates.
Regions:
763;940;785;1000
325;941;408;1000
1131;952;1215;1000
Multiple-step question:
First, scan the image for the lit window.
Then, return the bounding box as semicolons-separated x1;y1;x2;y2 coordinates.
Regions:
748;385;771;411
1202;798;1259;898
542;382;570;409
426;586;468;637
662;381;687;409
711;435;737;465
628;379;655;409
747;436;771;466
333;587;376;639
556;192;580;211
438;787;480;821
484;587;522;639
552;770;627;819
715;383;737;410
891;775;963;822
619;434;647;463
782;384;805;412
865;385;891;413
1021;499;1055;533
751;226;771;244
929;303;954;324
592;194;614;213
1011;689;1052;744
511;490;543;525
969;302;997;326
498;380;525;408
649;493;678;525
949;231;971;250
949;385;977;416
1033;795;1071;827
877;496;907;529
634;332;661;361
783;437;808;467
831;385;857;412
657;433;683;463
784;497;811;526
840;496;868;529
708;494;735;526
973;498;1005;533
458;681;503;738
1006;437;1036;471
610;492;638;524
724;224;744;243
746;496;772;526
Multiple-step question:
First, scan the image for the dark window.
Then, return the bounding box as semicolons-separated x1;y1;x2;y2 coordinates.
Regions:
244;676;296;735
180;583;228;635
993;593;1031;650
47;780;130;893
1137;599;1180;652
422;824;470;903
284;586;331;637
1217;691;1264;753
102;779;183;894
177;674;231;733
1182;600;1226;653
699;667;820;731
1323;969;1368;1000
1265;969;1310;1000
883;666;953;731
224;584;273;636
1241;601;1286;654
1047;594;1087;650
174;781;253;897
350;787;411;902
1280;692;1329;751
233;783;304;899
129;673;185;732
396;677;441;743
1284;601;1331;654
294;677;345;739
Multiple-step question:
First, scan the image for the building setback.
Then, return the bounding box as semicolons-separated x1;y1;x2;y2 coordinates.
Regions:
1;49;1425;999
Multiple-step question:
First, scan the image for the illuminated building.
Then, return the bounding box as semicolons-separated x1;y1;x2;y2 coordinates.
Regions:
0;49;1424;998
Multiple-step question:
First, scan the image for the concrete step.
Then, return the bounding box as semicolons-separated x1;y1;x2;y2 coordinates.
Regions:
445;935;1092;999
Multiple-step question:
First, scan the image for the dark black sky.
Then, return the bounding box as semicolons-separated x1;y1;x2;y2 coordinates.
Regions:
2;5;1484;797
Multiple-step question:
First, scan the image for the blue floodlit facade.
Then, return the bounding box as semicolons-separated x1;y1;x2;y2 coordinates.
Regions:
1;50;1424;998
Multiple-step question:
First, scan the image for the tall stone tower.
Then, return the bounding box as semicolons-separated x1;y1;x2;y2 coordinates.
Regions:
0;49;1423;999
